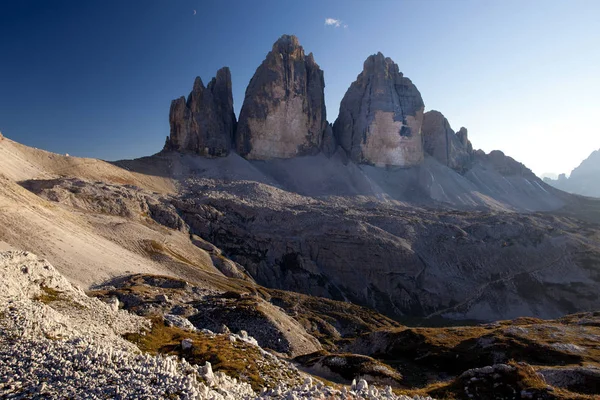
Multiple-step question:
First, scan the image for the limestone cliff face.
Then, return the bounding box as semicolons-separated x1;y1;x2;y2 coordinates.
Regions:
422;110;472;171
165;67;236;157
333;53;425;167
235;35;328;159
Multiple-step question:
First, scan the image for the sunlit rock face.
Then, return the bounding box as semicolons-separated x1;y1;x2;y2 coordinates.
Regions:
165;67;236;157
333;53;425;167
422;110;473;171
235;35;328;160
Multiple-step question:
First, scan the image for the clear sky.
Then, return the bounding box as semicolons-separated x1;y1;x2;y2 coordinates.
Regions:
1;0;599;176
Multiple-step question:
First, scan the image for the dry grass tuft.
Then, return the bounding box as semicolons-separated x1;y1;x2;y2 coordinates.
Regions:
124;318;281;391
34;286;62;304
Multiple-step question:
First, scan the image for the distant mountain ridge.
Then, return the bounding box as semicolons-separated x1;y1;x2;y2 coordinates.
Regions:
544;149;600;198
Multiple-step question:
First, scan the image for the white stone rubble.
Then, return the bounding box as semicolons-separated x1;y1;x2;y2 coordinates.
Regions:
0;251;435;399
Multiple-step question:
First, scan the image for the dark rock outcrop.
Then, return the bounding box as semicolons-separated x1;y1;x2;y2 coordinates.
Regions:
322;123;336;157
164;67;236;157
236;35;328;159
170;176;596;322
333;53;425;167
90;274;322;357
422;110;472;171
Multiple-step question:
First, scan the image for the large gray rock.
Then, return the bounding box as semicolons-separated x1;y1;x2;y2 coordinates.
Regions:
333;53;425;167
165;67;236;157
235;35;328;159
422;110;472;171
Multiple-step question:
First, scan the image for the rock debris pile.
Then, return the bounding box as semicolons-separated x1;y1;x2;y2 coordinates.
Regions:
0;250;434;399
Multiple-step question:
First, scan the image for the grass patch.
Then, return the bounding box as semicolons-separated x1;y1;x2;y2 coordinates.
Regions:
124;318;276;391
351;314;600;389
34;286;62;304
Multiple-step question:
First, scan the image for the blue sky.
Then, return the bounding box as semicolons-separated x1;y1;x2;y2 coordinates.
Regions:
1;0;599;176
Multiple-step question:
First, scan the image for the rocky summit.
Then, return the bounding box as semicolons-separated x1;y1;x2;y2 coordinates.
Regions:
422;110;473;172
236;35;330;160
165;67;236;157
333;52;425;167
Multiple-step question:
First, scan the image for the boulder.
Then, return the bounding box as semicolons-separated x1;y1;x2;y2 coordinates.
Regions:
333;52;425;167
422;110;472;171
236;35;328;159
181;338;193;350
165;67;236;157
164;314;197;332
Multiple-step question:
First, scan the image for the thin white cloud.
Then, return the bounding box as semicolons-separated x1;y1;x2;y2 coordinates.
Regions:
325;18;344;28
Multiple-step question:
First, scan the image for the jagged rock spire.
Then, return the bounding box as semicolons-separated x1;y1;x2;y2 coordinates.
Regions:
165;67;236;157
422;110;472;171
235;35;330;159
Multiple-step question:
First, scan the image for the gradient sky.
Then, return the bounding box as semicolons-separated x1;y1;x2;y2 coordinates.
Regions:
1;0;599;176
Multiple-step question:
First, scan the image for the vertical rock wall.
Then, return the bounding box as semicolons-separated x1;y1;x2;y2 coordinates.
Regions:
333;53;425;167
165;67;236;157
422;110;472;171
235;35;328;159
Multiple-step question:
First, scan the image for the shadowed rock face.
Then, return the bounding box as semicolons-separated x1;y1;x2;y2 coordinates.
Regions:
235;35;328;160
165;67;236;157
333;53;425;167
456;127;473;154
172;176;597;322
422;110;472;171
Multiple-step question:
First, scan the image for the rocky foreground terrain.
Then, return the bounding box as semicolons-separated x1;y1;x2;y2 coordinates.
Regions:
0;250;436;399
1;34;600;399
2;250;599;399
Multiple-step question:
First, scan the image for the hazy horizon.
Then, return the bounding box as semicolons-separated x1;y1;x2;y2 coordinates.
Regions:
1;0;599;177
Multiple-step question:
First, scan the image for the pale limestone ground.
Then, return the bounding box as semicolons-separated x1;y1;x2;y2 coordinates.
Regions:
0;136;220;289
0;250;434;399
